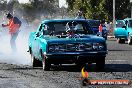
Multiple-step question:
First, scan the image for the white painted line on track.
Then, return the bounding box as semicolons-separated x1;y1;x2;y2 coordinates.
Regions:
106;60;128;62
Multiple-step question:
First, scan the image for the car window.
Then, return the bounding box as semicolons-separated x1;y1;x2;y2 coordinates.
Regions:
43;21;93;35
116;21;125;28
43;23;66;35
89;20;100;27
54;24;66;33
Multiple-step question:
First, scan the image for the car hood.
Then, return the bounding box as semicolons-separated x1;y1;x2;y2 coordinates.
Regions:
41;35;105;44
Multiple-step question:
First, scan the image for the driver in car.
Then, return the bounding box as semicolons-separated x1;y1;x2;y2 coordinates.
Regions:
66;21;80;38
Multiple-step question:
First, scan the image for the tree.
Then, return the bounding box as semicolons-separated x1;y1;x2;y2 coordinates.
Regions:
66;0;131;21
7;0;20;14
29;0;59;19
0;0;7;11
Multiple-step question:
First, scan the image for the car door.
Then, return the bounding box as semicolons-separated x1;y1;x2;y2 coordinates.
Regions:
32;24;44;58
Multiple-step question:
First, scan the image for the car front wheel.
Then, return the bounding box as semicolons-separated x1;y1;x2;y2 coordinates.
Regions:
128;34;132;45
42;58;51;71
31;54;42;67
96;56;105;70
117;38;125;44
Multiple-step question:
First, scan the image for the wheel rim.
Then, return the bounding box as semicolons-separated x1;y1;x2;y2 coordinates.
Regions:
31;55;34;67
42;60;45;70
128;34;131;44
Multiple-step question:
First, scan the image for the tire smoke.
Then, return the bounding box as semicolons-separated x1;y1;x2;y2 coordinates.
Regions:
0;24;32;66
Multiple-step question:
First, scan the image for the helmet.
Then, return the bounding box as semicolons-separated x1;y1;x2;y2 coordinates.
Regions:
6;13;13;19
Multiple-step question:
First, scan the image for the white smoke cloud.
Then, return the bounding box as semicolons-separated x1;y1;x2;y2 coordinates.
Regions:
0;27;31;65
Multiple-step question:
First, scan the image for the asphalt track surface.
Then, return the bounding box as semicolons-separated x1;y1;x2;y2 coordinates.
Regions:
0;38;132;88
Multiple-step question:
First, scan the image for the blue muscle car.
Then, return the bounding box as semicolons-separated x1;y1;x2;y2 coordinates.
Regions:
28;19;107;70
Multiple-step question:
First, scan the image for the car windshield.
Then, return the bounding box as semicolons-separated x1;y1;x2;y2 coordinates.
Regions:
116;21;125;27
43;21;93;35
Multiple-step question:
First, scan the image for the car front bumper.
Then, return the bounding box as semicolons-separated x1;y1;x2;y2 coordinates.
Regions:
45;51;108;64
47;51;107;56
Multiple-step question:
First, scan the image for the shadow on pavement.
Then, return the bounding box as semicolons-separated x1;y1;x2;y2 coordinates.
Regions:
50;64;132;72
108;49;132;51
7;63;132;72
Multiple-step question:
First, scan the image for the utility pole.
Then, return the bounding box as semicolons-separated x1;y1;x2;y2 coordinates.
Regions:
113;0;115;28
130;0;132;18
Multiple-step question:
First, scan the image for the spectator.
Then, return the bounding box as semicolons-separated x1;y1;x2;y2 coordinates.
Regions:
98;20;105;37
109;22;113;36
2;13;21;51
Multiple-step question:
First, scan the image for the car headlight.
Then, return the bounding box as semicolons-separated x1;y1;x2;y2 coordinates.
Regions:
59;44;66;51
76;44;85;51
67;44;76;51
54;45;59;51
48;44;60;52
48;44;66;52
84;43;92;50
93;43;104;50
48;45;55;52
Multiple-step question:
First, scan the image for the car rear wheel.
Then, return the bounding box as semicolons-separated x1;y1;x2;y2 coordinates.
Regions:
117;38;125;44
128;34;132;45
96;56;105;70
31;54;42;67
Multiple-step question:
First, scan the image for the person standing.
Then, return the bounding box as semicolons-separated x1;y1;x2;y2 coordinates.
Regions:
99;23;103;37
99;20;106;37
2;13;21;51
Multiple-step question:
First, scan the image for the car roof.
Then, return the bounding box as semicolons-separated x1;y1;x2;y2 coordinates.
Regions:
41;19;88;24
116;20;124;22
124;18;132;20
86;19;100;22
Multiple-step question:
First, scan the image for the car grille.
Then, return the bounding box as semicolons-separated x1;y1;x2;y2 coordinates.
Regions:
48;43;93;52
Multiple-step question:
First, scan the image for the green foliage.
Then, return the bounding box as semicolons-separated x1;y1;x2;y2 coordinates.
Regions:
0;0;59;22
22;3;36;22
0;0;7;11
66;0;131;21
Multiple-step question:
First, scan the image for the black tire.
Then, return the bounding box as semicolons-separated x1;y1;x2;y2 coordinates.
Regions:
42;58;51;71
76;62;85;70
128;34;132;45
96;56;105;70
31;55;42;67
40;49;51;71
117;38;125;44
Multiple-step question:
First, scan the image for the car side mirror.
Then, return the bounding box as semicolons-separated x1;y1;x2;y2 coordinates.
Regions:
36;33;40;37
